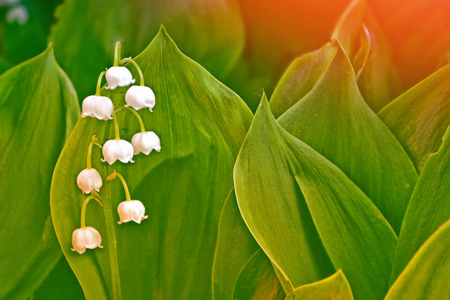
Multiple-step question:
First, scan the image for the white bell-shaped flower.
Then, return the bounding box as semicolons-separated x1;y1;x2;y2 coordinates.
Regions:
77;168;102;194
71;226;103;254
125;86;155;111
117;200;148;224
101;139;134;165
81;95;113;120
131;131;161;155
105;66;135;90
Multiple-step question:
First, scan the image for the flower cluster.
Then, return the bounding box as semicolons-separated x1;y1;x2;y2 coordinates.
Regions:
71;42;160;254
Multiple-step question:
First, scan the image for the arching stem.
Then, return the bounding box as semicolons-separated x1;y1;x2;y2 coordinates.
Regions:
86;135;98;169
107;170;131;201
124;106;146;133
95;71;106;96
80;195;103;228
121;57;145;86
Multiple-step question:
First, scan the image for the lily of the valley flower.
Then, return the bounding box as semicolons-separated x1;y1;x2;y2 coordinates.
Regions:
81;95;113;120
117;200;148;224
107;170;148;224
102;139;134;165
105;66;135;90
120;57;155;111
81;71;113;120
77;168;102;194
101;111;134;164
71;226;103;254
77;136;103;193
72;195;103;254
132;131;161;155
125;86;155;111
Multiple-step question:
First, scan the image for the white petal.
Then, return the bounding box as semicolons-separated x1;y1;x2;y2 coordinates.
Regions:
125;86;155;111
77;168;103;193
106;67;135;90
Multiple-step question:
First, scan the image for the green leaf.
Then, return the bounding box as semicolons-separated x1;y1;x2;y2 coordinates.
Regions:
212;190;260;300
390;125;450;282
50;28;252;300
285;269;353;300
269;43;337;118
385;219;450;300
277;43;417;233
234;96;397;299
32;257;84;300
232;250;285;300
378;63;450;172
50;0;244;102
0;46;79;299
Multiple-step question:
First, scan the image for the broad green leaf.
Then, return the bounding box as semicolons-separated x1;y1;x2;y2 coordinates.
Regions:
232;250;285;300
212;190;260;300
378;63;450;172
32;257;84;300
278;43;417;233
331;0;370;78
0;46;79;299
234;96;397;299
385;219;450;300
285;269;353;300
390;125;450;282
50;0;244;102
51;28;252;300
269;43;337;118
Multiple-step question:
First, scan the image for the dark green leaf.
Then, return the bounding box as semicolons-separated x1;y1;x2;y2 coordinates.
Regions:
277;43;417;233
232;250;285;300
0;46;79;299
390;125;450;282
378;63;450;172
50;0;244;102
285;269;353;300
50;28;252;300
234;96;397;299
386;219;450;300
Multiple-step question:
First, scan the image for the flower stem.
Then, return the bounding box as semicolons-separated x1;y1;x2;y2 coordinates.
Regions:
80;195;103;228
111;111;120;140
113;41;121;67
87;135;98;169
95;71;106;96
107;170;131;201
121;57;144;86
124;106;146;132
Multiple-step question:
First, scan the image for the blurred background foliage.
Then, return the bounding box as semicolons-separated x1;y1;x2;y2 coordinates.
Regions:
0;0;449;299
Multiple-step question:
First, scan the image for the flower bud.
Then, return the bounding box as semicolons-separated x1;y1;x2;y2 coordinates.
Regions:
77;168;102;194
117;200;148;224
101;139;134;165
81;95;114;120
105;66;135;90
131;131;161;155
71;226;103;254
125;85;155;111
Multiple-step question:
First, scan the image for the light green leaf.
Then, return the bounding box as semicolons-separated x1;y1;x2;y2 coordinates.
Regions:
285;269;353;300
234;96;397;299
50;0;244;102
50;28;252;300
232;250;285;300
386;219;450;300
269;43;337;118
390;125;450;282
378;63;450;172
0;46;79;299
212;190;260;300
277;43;417;233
